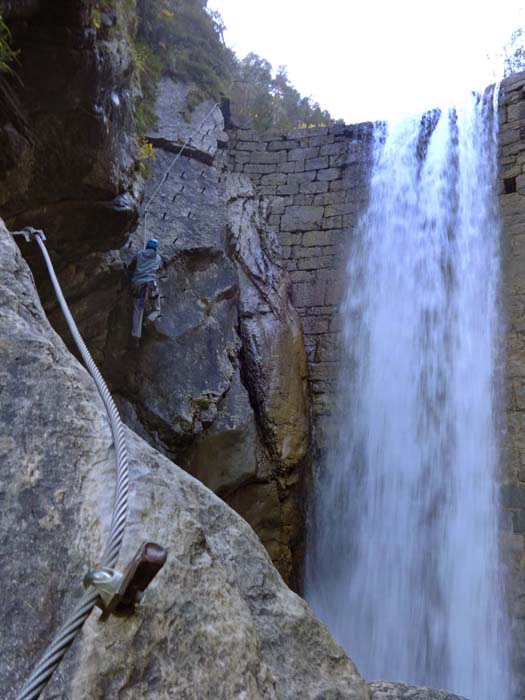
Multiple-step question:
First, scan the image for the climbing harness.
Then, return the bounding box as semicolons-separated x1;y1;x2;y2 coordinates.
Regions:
142;101;219;244
10;228;166;700
137;279;159;310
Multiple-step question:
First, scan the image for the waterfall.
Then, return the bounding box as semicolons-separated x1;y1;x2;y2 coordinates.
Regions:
304;87;513;699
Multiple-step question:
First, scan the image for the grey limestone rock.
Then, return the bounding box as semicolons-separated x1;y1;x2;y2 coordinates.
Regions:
368;682;467;700
225;172;310;473
0;220;369;700
97;85;310;584
148;77;227;158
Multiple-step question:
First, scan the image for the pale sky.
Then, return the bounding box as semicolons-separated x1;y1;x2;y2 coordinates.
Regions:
208;0;525;123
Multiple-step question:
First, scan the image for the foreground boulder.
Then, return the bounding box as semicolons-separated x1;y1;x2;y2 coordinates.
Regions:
0;223;366;698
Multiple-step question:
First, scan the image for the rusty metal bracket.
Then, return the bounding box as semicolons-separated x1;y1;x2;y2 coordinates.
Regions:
84;541;168;621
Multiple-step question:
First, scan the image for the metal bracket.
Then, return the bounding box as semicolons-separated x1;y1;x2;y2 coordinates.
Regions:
11;226;46;243
84;541;168;621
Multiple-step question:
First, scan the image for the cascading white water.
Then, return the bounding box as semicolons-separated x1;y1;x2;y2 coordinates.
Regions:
305;87;513;699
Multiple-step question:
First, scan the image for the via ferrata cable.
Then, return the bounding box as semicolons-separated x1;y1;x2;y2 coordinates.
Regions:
12;229;129;700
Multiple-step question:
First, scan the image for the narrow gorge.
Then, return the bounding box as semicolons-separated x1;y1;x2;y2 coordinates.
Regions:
1;2;525;699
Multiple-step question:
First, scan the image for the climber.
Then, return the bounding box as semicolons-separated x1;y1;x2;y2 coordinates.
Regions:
128;237;162;346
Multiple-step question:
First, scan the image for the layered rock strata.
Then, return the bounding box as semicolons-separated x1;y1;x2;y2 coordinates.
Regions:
228;123;374;453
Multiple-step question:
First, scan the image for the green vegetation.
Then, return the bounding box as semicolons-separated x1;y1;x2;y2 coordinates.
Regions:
134;0;340;132
132;40;163;134
91;1;161;141
92;0;138;40
138;137;156;176
92;7;103;30
0;15;18;75
137;0;235;105
231;54;339;132
191;395;214;411
91;0;340;139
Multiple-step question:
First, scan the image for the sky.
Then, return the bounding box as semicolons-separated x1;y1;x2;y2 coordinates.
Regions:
208;0;525;123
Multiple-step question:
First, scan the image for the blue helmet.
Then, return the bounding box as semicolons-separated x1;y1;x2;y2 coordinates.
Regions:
146;237;159;251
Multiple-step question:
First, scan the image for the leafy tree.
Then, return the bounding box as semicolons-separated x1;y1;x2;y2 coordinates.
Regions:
137;0;235;100
230;53;274;130
229;56;339;132
271;66;301;130
133;1;341;132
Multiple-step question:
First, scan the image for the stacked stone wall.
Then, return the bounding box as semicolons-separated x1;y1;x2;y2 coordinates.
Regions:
499;70;525;699
229;124;374;449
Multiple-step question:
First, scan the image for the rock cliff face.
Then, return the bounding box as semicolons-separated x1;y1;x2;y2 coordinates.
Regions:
228;123;374;455
0;0;311;586
85;80;311;586
0;222;367;700
0;0;139;254
229;74;525;694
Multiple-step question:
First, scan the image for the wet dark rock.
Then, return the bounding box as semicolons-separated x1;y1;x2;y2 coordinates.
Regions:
0;0;41;19
0;1;139;257
183;369;259;494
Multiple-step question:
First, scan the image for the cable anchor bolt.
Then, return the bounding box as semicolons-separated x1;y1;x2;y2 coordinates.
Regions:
83;541;168;621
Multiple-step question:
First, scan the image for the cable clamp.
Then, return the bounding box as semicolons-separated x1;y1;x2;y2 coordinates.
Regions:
83;541;168;621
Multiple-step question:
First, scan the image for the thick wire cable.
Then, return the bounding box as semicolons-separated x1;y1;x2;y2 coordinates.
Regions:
143;102;218;243
13;232;129;700
14;99;220;695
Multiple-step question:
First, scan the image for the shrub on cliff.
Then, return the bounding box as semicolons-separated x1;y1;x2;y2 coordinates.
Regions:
137;0;235;101
0;15;17;74
133;0;341;132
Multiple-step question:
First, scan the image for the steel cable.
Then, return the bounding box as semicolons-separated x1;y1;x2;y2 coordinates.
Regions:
143;101;219;243
13;231;129;700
